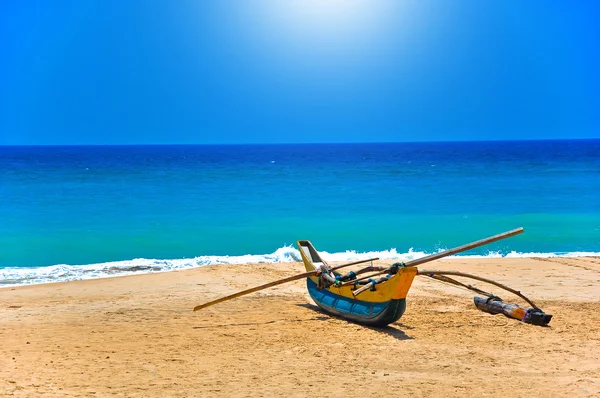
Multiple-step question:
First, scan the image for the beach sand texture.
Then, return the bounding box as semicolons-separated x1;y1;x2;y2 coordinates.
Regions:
2;257;600;397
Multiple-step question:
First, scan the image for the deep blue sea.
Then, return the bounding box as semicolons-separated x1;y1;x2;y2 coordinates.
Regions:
1;140;599;286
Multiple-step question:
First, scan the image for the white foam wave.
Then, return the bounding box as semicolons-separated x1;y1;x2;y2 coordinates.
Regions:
459;250;600;259
1;246;598;288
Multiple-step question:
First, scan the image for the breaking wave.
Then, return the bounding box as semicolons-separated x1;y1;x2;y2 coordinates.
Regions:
1;246;598;288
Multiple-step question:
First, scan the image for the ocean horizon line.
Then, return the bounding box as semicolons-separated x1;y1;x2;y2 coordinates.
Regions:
2;138;599;147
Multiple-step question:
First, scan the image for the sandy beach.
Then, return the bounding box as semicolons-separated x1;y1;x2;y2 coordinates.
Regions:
2;257;599;397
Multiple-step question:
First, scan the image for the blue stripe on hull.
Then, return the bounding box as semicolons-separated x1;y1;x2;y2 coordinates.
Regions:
306;278;406;327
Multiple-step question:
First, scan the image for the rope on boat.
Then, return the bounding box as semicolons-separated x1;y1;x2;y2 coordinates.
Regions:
334;266;387;287
339;262;403;287
367;279;377;291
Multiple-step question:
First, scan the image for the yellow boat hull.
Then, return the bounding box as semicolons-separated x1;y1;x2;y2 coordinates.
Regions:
298;240;417;327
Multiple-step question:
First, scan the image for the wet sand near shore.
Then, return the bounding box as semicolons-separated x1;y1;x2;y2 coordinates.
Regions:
2;257;600;397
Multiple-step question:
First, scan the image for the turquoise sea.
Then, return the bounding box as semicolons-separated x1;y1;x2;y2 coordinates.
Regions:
1;140;599;286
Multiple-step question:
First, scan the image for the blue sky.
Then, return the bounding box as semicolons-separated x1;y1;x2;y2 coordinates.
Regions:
1;1;599;145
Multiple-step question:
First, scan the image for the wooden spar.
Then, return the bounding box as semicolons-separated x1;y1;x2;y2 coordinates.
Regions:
426;274;496;298
352;266;504;297
192;257;379;311
417;270;540;310
352;277;388;297
341;265;387;279
353;282;374;296
354;265;388;274
405;227;524;267
342;227;525;287
341;271;389;287
194;228;525;311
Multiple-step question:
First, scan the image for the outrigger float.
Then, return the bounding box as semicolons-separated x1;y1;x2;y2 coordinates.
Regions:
194;228;552;327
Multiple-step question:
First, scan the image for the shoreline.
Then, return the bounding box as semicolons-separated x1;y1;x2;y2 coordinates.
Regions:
2;251;600;290
2;257;600;396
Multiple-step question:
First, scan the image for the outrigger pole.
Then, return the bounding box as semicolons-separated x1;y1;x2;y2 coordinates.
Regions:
345;227;551;326
194;228;524;312
416;270;552;326
398;227;524;267
193;257;379;311
417;270;539;309
347;227;525;294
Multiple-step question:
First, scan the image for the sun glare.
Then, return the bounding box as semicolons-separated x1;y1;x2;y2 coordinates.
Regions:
262;0;389;46
198;0;420;79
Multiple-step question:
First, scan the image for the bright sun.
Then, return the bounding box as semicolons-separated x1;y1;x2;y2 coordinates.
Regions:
261;0;389;46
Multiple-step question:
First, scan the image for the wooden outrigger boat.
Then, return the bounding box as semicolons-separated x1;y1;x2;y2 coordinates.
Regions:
194;228;552;327
297;239;416;326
